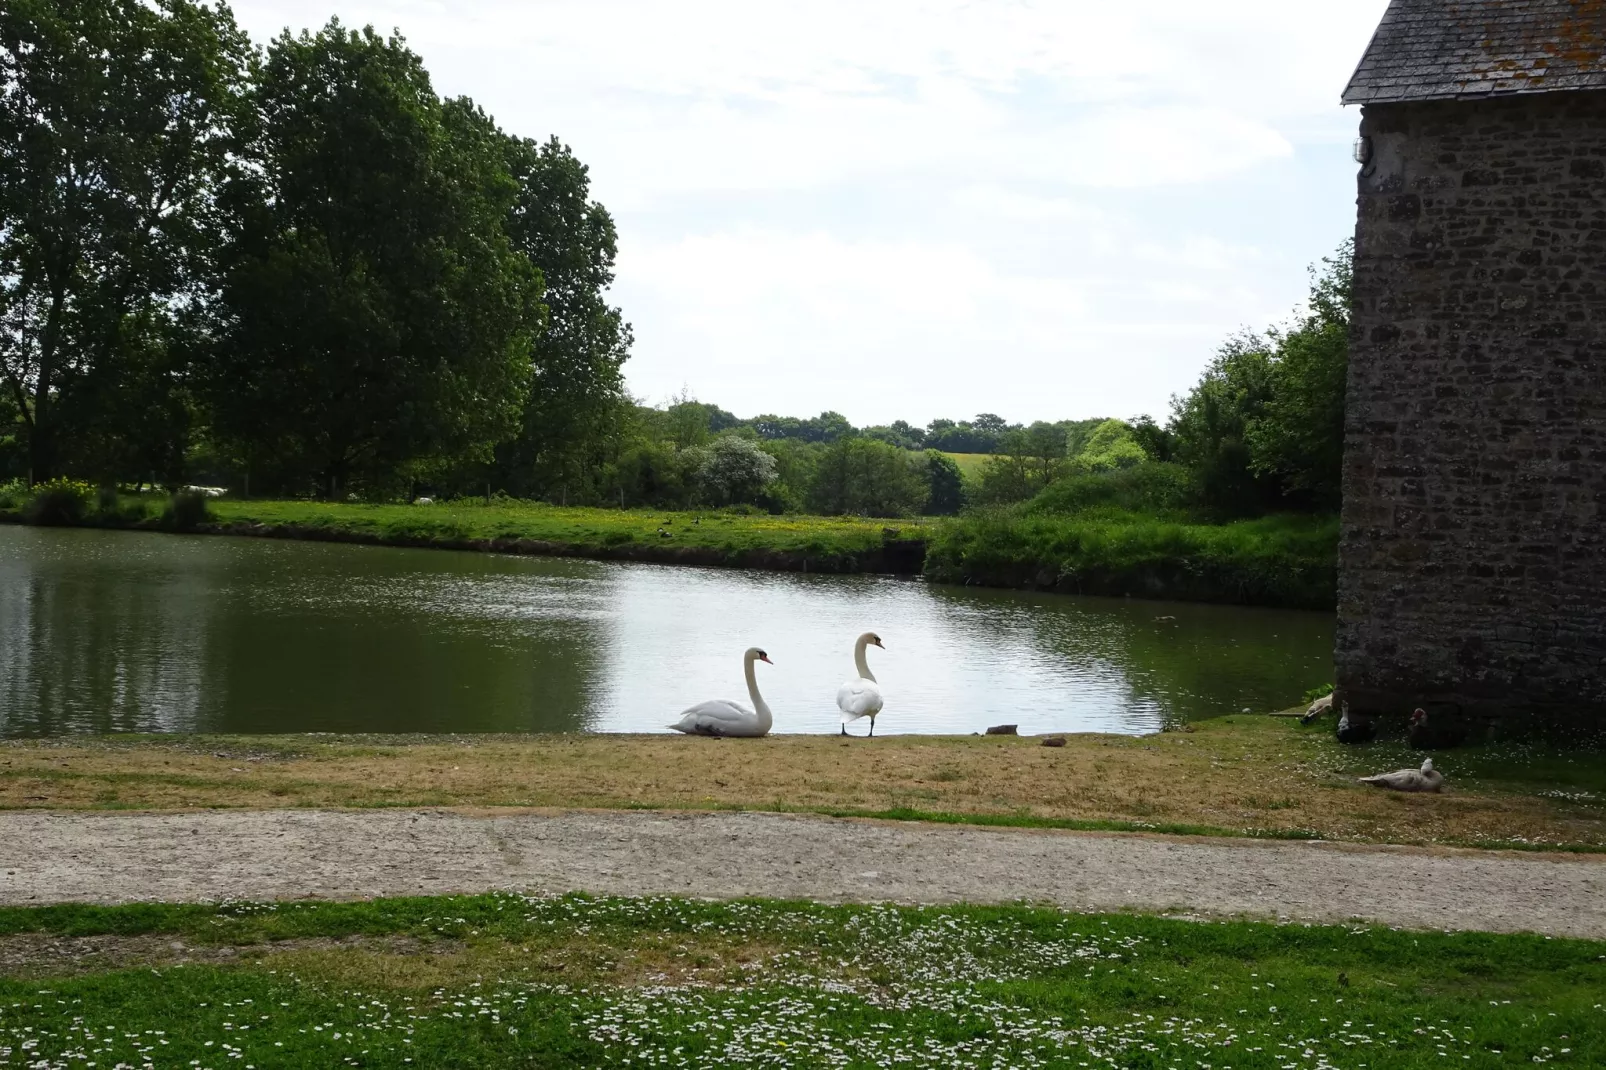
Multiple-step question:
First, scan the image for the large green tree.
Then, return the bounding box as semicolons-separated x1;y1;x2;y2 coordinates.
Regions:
1246;241;1352;508
1167;241;1352;516
0;0;253;484
807;437;926;517
491;136;632;498
1167;333;1278;516
210;22;541;497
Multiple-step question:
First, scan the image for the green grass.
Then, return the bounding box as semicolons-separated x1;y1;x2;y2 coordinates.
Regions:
926;507;1339;609
1;893;1601;1068
0;493;927;567
209;499;923;556
941;452;993;480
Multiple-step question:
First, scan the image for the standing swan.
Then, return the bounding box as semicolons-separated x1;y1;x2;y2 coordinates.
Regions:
668;648;774;737
837;632;885;736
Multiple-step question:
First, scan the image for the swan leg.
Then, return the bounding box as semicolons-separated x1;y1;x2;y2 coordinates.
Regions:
840;724;848;737
868;716;875;737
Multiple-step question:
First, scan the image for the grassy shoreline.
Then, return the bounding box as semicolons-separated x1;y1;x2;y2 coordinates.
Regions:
1;495;1341;608
0;499;930;574
926;509;1339;610
5;717;1602;852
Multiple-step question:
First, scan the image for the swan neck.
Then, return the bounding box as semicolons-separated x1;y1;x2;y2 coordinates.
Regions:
745;652;772;728
854;636;877;683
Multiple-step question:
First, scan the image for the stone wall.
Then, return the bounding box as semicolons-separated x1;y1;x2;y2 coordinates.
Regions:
1338;91;1606;733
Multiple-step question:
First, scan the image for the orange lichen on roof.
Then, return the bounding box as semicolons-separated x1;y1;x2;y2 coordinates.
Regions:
1344;0;1606;104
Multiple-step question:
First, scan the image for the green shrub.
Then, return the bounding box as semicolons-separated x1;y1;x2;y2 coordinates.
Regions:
1029;462;1195;517
22;478;96;525
162;489;213;530
925;508;1338;609
0;478;26;512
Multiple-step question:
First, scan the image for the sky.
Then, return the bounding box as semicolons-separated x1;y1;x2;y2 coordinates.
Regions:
229;0;1393;428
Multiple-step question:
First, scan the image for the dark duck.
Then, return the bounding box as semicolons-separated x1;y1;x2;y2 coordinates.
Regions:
1409;707;1467;750
1335;701;1376;744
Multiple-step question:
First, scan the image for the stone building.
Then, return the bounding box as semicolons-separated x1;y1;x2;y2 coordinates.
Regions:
1337;0;1606;733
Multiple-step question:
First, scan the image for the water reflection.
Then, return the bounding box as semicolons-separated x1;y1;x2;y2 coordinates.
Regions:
0;526;1333;737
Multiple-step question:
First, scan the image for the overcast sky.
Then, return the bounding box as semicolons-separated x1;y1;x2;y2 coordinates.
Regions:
229;0;1391;427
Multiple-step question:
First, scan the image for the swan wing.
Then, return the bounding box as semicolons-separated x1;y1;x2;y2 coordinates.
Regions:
669;699;762;737
836;678;884;722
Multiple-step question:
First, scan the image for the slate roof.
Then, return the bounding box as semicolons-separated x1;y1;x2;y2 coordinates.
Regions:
1343;0;1606;104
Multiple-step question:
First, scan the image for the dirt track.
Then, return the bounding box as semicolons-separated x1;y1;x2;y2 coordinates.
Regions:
4;809;1603;938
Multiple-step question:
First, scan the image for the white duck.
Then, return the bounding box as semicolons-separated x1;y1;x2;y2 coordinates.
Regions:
1359;757;1443;793
837;632;885;736
668;647;774;737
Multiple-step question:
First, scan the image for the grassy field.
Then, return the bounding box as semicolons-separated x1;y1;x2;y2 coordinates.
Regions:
941;451;993;480
0;892;1600;1068
926;509;1340;609
208;498;922;556
5;717;1603;850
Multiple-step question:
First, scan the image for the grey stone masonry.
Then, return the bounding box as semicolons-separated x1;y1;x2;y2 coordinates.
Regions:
1338;91;1606;732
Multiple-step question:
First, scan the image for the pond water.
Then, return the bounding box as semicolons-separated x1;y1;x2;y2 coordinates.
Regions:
0;526;1334;738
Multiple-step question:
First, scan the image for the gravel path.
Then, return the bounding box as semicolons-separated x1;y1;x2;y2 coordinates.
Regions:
4;809;1603;938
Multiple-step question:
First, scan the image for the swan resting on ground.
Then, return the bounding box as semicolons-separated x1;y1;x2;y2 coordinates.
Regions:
1300;692;1333;724
1359;757;1443;793
668;647;774;737
838;632;885;736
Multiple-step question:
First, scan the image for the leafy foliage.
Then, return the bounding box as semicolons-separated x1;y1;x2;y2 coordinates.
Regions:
0;0;254;484
488;137;632;500
209;22;542;498
922;450;965;515
806;437;927;517
1246;242;1353;508
161;488;212;530
1066;418;1146;474
694;436;778;508
1166;242;1352;515
20;477;95;525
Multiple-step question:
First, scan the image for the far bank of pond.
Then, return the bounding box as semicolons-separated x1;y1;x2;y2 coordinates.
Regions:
0;496;1339;609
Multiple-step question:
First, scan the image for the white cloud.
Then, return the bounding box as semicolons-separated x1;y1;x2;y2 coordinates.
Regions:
230;0;1391;423
615;228;1273;422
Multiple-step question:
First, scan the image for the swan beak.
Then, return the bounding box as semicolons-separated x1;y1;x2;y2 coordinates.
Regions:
760;654;774;664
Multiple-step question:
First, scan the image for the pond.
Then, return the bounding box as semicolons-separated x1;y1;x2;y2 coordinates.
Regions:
0;525;1334;737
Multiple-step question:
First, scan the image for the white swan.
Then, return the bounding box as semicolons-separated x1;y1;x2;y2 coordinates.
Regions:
837;632;885;736
668;647;774;737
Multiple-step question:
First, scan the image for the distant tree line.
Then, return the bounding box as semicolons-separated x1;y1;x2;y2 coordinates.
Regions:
0;1;628;499
0;0;1351;529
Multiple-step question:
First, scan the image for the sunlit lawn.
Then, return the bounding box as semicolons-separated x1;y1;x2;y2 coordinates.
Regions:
1;893;1601;1068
